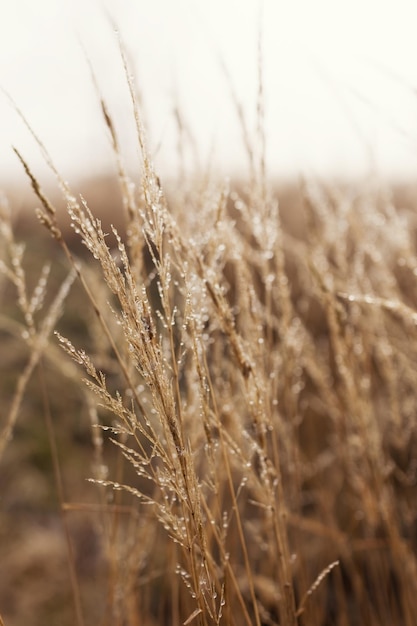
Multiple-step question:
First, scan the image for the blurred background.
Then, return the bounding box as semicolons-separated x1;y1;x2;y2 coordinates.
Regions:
1;0;417;185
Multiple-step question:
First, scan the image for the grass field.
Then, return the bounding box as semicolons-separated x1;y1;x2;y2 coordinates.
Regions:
1;51;417;626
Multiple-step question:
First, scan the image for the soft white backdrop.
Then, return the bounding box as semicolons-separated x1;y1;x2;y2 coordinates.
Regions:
1;0;417;183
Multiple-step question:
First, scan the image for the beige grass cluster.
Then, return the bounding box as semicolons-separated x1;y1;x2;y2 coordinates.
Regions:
1;45;417;626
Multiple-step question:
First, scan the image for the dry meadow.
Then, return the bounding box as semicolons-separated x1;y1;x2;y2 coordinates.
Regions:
1;50;417;626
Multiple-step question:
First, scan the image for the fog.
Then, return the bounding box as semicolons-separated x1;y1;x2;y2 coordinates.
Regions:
1;0;417;183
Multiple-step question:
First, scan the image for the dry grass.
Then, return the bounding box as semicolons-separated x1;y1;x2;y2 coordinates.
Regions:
1;46;417;626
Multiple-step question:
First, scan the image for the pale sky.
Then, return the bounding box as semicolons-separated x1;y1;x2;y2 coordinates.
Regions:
1;0;417;184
